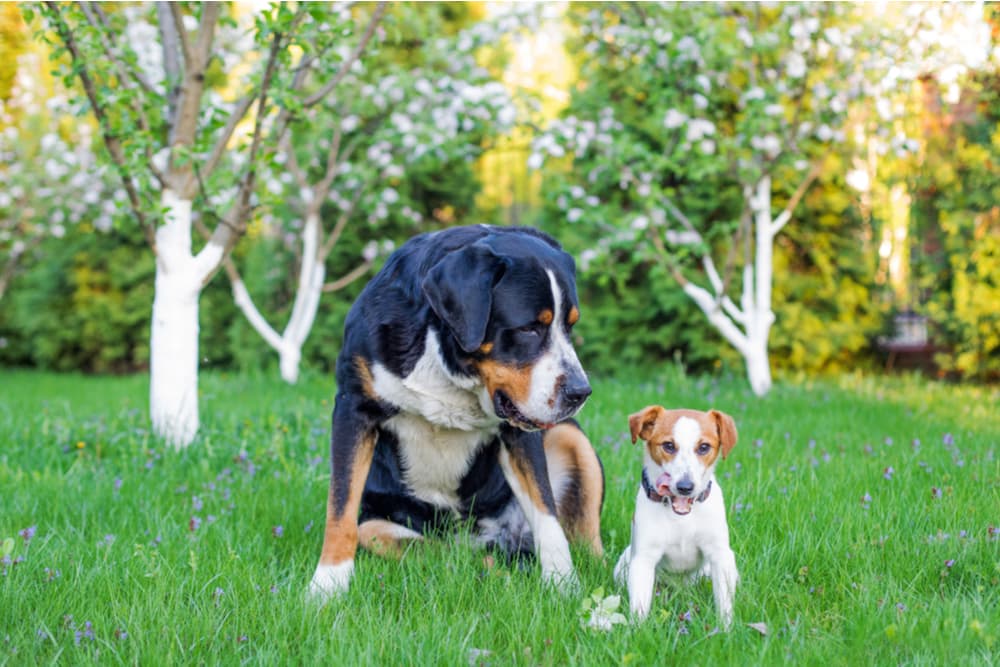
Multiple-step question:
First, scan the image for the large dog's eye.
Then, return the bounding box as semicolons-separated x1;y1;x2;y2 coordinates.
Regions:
661;441;676;454
516;323;543;338
697;442;712;455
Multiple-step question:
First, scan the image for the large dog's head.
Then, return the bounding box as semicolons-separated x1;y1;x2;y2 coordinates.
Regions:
422;229;591;431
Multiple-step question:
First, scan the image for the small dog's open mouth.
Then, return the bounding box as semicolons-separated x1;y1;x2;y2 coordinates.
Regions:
493;390;554;431
670;496;695;515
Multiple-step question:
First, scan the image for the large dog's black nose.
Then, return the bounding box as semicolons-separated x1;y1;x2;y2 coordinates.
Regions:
675;476;695;496
562;378;592;410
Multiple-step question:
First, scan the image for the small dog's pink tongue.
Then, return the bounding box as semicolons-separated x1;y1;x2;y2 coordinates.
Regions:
655;472;672;496
671;496;694;515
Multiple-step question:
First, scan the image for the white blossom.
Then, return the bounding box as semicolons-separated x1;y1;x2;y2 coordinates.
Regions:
663;109;687;129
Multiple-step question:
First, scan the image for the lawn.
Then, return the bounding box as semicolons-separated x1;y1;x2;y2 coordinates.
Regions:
1;369;998;665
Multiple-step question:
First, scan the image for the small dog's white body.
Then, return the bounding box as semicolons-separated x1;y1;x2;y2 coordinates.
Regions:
614;407;739;628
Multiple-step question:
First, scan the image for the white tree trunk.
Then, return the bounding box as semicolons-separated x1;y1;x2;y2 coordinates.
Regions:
667;175;779;397
232;211;326;385
149;189;225;448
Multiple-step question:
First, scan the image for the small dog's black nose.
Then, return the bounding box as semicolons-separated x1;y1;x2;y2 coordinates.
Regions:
676;477;695;496
562;379;592;409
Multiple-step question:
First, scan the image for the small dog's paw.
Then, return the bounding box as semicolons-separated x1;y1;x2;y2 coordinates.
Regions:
305;561;354;602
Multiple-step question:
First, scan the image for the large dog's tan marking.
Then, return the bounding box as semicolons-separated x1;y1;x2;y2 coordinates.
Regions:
544;423;604;556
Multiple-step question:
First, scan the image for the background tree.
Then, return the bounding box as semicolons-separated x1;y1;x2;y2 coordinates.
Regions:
530;2;989;395
34;2;386;446
226;3;518;383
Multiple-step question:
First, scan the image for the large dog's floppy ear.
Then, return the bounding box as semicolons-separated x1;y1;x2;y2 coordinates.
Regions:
628;405;664;444
710;409;738;459
422;243;508;354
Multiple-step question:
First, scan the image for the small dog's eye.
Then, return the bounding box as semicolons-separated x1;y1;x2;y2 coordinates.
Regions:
697;442;712;455
661;441;676;453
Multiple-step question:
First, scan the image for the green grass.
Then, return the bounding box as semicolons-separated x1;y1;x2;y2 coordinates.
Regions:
1;369;998;665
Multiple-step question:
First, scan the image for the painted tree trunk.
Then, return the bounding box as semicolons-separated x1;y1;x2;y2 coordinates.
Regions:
148;189;225;448
149;190;201;447
232;212;326;385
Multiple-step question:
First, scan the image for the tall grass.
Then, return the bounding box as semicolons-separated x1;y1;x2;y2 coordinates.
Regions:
1;369;997;665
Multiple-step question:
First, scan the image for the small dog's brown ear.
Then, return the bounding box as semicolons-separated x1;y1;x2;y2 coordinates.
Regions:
710;409;738;458
628;406;663;444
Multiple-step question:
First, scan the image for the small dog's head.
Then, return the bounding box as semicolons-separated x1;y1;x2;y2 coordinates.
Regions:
628;406;738;515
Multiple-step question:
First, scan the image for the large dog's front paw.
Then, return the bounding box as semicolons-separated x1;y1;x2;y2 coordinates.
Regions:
306;560;354;602
541;563;580;594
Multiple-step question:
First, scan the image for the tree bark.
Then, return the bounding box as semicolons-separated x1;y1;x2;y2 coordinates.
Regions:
149;189;202;447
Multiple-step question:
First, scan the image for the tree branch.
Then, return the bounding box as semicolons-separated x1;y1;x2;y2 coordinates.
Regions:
81;2;158;95
323;260;373;293
302;2;388;107
158;2;182;137
170;2;194;69
195;15;285;283
41;1;157;250
771;158;824;234
79;2;164;185
201;93;256;179
319;186;364;259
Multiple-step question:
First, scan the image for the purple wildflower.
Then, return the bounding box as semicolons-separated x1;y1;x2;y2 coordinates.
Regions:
270;584;279;594
36;628;49;640
74;621;94;645
304;520;314;533
864;444;874;455
99;534;115;547
20;525;37;543
753;439;763;448
884;437;893;446
896;603;906;613
678;624;689;635
883;466;894;480
44;567;61;582
114;628;128;640
944;559;955;568
189;516;202;532
911;438;921;450
192;496;204;512
959;530;968;539
942;433;954;446
213;587;224;606
113;477;123;493
822;452;832;463
808;439;816;449
862;492;872;505
206;514;218;525
237;634;249;643
272;525;284;538
931;487;943;499
989;526;999;539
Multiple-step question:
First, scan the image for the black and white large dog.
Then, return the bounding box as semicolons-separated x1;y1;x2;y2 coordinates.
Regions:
308;225;604;598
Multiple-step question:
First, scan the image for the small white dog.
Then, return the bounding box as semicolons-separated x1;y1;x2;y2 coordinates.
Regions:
614;406;739;628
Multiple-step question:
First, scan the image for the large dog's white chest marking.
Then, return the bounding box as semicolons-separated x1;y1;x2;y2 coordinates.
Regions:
383;413;491;509
372;330;501;509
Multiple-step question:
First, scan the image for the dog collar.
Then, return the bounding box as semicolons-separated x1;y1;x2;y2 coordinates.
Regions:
641;469;712;505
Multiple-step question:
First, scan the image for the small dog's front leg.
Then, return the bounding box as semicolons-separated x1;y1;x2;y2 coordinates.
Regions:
626;551;658;619
708;548;739;629
499;425;577;592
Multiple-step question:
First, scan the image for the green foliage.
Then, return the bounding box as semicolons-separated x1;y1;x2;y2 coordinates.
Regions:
0;224;152;372
910;68;1000;381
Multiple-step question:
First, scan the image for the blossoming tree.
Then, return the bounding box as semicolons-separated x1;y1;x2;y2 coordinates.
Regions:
35;2;386;446
226;5;518;383
530;2;988;395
